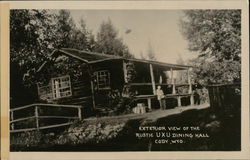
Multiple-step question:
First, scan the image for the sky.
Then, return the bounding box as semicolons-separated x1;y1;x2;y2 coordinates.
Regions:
69;10;198;64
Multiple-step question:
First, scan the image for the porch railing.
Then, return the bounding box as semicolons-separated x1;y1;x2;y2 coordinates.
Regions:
10;103;82;133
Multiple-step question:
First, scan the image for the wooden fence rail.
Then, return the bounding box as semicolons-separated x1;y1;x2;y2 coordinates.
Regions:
10;103;82;133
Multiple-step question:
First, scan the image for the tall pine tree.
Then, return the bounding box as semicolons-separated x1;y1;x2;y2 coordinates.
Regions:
180;10;241;84
95;19;133;58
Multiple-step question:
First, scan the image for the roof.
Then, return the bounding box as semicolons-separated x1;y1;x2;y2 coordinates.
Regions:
59;48;122;63
37;48;191;72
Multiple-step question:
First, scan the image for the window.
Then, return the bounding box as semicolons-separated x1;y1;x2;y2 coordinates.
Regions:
94;70;111;90
51;75;72;99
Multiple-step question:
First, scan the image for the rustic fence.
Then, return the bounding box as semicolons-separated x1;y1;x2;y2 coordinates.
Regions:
207;83;241;113
10;103;82;133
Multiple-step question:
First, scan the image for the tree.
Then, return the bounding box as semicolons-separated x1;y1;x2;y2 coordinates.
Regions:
146;41;156;60
76;18;96;51
180;10;241;85
54;10;77;48
95;19;133;58
10;10;57;85
55;14;95;51
10;10;57;106
175;54;187;84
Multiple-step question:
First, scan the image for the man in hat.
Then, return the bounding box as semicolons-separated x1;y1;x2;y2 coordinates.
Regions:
156;86;166;109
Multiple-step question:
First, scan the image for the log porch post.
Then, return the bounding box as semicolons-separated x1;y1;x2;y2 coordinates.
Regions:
187;68;194;105
78;107;82;120
149;64;156;95
171;68;176;94
147;98;152;110
177;96;181;107
88;65;96;110
123;60;128;83
90;80;96;109
187;68;192;94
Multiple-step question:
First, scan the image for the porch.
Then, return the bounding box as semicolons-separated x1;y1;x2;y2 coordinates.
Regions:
122;59;194;110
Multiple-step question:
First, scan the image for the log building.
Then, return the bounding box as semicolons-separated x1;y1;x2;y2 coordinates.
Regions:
36;48;194;115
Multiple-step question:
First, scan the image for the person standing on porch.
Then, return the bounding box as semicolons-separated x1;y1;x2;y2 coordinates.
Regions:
156;86;166;109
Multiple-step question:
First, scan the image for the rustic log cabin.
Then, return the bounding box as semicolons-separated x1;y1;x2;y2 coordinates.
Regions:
36;48;194;116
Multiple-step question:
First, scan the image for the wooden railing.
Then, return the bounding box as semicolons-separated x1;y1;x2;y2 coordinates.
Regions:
135;93;194;110
10;103;82;133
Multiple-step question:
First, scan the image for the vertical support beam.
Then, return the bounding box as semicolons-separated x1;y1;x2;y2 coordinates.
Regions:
170;68;174;84
123;60;128;83
187;68;192;94
88;65;96;110
149;64;156;95
36;83;40;96
90;78;96;110
147;98;152;110
35;106;39;130
177;96;181;107
171;68;176;94
51;78;55;99
190;94;194;105
78;107;82;120
10;111;14;130
187;68;194;105
172;83;176;94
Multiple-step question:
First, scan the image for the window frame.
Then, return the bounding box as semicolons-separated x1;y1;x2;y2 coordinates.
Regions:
94;70;111;90
51;75;72;99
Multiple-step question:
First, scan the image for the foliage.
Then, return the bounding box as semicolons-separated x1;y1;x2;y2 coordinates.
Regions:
10;10;96;85
10;10;58;106
175;54;188;84
95;19;133;58
106;89;136;115
55;11;95;51
122;61;137;99
189;58;240;85
180;10;241;85
125;61;137;83
10;131;43;147
10;10;56;86
56;122;125;145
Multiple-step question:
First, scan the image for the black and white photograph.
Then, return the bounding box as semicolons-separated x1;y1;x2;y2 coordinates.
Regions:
5;4;245;155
